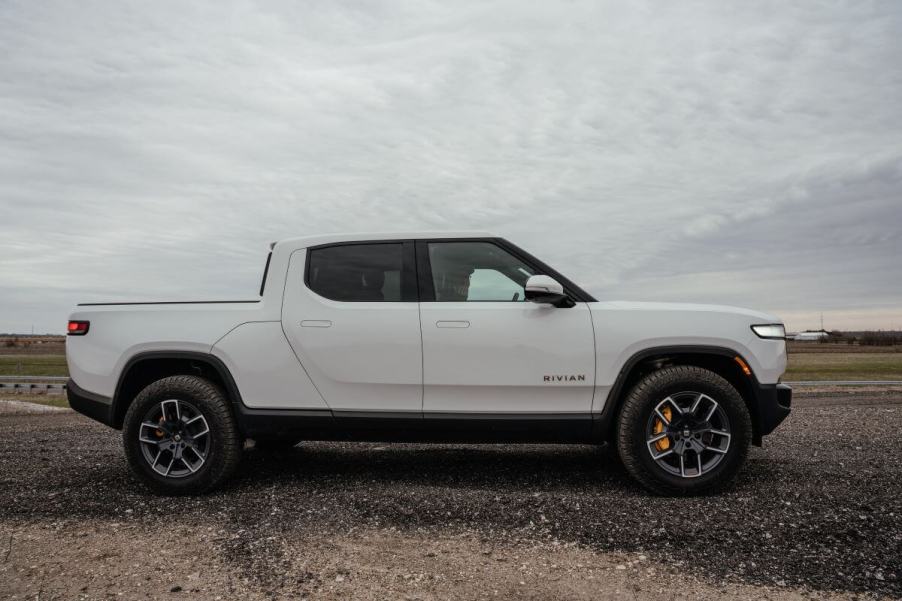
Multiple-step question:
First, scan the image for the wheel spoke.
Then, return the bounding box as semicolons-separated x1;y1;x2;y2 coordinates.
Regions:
652;448;673;460
647;432;669;444
190;445;206;463
696;451;703;475
679;454;686;477
690;393;704;415
665;396;684;414
186;414;209;438
141;421;170;438
704;445;728;455
182;456;198;473
164;454;176;476
139;435;164;444
192;426;210;439
185;445;205;468
161;399;181;423
704;400;718;423
709;429;731;446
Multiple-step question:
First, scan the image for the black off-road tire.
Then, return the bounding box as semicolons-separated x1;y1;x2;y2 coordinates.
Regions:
123;375;242;495
616;366;752;496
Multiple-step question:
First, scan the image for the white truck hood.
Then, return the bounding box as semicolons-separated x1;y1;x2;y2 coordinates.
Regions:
588;300;782;325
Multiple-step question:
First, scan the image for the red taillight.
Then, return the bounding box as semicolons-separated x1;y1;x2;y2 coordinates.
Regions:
67;320;89;336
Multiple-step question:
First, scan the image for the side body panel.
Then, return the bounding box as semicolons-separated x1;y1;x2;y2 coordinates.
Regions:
211;321;328;409
589;301;787;413
280;249;423;412
66;303;266;398
419;302;596;414
66;237;294;399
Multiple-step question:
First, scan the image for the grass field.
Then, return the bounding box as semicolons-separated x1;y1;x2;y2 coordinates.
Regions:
0;354;69;377
2;351;902;382
784;352;902;381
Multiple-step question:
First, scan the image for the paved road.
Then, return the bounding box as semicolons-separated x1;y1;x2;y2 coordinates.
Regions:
1;393;900;599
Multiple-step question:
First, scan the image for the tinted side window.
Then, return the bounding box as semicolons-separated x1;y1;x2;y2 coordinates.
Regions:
307;243;403;302
427;242;535;301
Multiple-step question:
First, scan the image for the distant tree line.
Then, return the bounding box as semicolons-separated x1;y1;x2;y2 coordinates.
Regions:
817;331;902;346
856;331;902;346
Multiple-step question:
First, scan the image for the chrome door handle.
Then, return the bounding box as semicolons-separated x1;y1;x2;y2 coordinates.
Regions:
300;320;332;328
436;320;470;328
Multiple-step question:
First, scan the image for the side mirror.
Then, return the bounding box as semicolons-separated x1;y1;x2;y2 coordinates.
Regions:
525;275;573;307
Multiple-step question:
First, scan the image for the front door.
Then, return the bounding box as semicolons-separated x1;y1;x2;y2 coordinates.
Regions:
418;240;595;416
281;241;422;413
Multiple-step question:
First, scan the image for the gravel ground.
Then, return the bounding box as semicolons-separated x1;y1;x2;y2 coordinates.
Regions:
0;399;68;415
1;392;900;600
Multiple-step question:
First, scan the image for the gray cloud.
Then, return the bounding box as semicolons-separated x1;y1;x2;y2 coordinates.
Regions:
1;0;900;333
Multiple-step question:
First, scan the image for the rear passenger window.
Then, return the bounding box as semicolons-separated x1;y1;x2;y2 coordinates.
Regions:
307;243;403;302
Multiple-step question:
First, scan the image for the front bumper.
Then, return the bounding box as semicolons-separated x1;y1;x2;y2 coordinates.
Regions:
752;382;792;444
67;379;115;427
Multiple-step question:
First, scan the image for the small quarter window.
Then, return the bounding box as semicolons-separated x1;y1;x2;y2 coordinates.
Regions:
307;243;403;302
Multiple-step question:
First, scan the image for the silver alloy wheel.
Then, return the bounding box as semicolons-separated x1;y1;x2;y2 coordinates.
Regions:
138;399;211;478
645;391;731;478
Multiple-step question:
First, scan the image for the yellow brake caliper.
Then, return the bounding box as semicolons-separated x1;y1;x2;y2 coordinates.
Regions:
654;406;672;452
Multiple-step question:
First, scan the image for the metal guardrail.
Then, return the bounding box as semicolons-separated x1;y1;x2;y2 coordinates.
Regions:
1;376;68;382
0;376;68;393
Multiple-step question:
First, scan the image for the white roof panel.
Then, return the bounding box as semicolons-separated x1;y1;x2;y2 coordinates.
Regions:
275;231;496;249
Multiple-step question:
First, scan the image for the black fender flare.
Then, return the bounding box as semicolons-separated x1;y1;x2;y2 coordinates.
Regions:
111;350;246;428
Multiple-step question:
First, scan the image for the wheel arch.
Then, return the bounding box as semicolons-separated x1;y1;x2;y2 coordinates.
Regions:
111;351;243;429
598;345;765;445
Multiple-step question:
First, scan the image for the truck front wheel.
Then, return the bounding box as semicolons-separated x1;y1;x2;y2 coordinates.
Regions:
616;366;752;495
122;375;242;495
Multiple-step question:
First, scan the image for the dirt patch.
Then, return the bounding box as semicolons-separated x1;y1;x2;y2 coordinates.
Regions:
0;521;860;601
0;399;70;415
0;521;256;600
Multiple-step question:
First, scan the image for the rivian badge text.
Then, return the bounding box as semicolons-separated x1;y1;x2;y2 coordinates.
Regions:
543;374;587;382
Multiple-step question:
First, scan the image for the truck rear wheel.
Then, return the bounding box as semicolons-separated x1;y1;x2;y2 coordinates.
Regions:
616;366;752;495
123;375;242;495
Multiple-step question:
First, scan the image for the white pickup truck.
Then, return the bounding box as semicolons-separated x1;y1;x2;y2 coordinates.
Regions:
66;232;791;495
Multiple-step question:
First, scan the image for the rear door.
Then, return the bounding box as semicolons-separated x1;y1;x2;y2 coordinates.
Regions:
417;239;596;416
281;240;422;413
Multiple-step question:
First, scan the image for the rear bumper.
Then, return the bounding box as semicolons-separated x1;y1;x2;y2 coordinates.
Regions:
752;382;792;444
67;379;115;428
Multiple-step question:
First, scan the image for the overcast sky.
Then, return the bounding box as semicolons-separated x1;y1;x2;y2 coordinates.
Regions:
1;0;900;334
